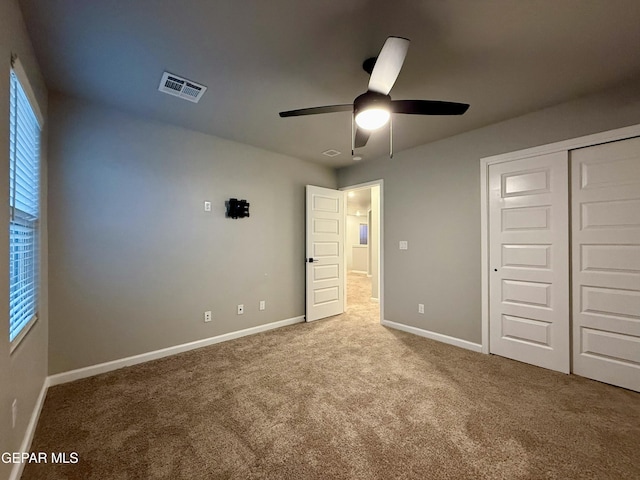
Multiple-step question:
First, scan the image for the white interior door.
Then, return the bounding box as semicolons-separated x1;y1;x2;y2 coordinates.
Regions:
489;152;570;373
306;185;345;322
571;137;640;392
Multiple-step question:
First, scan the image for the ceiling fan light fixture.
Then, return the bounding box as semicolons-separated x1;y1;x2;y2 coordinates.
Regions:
353;91;392;131
355;108;390;130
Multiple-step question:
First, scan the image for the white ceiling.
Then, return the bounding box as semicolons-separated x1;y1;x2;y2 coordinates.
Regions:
19;0;640;168
346;188;371;216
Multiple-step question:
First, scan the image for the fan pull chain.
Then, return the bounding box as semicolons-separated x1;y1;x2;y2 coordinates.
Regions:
389;116;393;159
351;114;355;156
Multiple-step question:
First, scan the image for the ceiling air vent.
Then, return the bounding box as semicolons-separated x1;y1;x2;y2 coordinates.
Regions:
322;149;341;157
158;72;207;103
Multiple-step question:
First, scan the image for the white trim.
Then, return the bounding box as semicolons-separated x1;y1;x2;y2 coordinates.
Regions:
340;179;384;190
48;316;304;386
480;123;640;356
9;315;38;355
9;378;49;480
350;269;368;274
376;182;383;324
382;320;482;353
481;124;640;165
480;157;490;354
370;297;380;303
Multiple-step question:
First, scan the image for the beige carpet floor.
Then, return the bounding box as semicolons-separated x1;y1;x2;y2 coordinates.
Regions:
23;273;640;479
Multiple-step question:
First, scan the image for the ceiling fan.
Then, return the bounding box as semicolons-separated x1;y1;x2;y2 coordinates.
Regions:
279;36;469;157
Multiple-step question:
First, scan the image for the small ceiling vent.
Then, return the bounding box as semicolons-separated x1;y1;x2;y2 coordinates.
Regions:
158;72;207;103
322;149;341;157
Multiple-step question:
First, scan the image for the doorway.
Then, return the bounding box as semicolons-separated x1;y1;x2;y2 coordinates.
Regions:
304;181;383;324
342;181;383;323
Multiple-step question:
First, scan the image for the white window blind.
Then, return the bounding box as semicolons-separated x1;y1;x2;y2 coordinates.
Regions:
9;65;41;344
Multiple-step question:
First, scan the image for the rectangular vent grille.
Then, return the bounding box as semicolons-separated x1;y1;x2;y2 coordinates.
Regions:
158;72;207;103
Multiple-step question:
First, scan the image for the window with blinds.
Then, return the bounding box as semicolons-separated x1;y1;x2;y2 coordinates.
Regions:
9;65;41;345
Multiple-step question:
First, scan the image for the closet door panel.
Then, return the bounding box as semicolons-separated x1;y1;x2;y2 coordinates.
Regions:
571;137;640;392
489;152;570;373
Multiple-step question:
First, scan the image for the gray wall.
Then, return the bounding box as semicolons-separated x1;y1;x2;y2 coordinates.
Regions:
0;1;48;477
48;95;336;374
338;79;640;344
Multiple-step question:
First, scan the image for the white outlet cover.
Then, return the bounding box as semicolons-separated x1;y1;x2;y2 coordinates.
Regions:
237;304;244;315
399;241;408;250
259;300;266;311
204;201;212;212
204;311;212;322
418;303;424;314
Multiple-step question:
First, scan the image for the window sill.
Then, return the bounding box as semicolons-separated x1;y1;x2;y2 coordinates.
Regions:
10;314;38;355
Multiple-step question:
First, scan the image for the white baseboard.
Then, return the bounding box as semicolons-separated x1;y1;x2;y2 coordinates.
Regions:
382;320;482;353
48;316;305;387
350;270;368;275
9;377;50;480
370;297;379;303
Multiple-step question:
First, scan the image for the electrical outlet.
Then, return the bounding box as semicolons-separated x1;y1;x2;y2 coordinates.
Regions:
204;311;212;323
259;300;265;311
399;241;408;250
12;399;17;429
418;304;424;314
237;304;244;315
204;201;211;212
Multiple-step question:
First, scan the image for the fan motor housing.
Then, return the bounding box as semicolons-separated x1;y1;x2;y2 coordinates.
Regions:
353;91;392;115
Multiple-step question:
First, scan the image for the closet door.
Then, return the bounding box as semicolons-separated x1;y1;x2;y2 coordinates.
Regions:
489;152;570;373
571;137;640;392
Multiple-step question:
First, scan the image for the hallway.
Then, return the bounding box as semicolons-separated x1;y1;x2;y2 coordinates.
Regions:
346;272;379;323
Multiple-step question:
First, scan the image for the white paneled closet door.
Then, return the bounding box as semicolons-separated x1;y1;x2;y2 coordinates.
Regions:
571;137;640;392
488;152;570;373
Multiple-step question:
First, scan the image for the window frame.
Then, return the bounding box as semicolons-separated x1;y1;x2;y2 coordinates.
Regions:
8;56;43;352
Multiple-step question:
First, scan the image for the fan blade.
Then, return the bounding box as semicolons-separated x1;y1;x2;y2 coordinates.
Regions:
391;100;470;115
368;36;410;95
279;104;352;117
354;127;371;148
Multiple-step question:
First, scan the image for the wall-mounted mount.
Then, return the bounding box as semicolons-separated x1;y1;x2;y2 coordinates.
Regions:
226;198;250;219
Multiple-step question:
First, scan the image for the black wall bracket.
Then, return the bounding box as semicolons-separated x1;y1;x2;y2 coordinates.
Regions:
226;198;250;219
